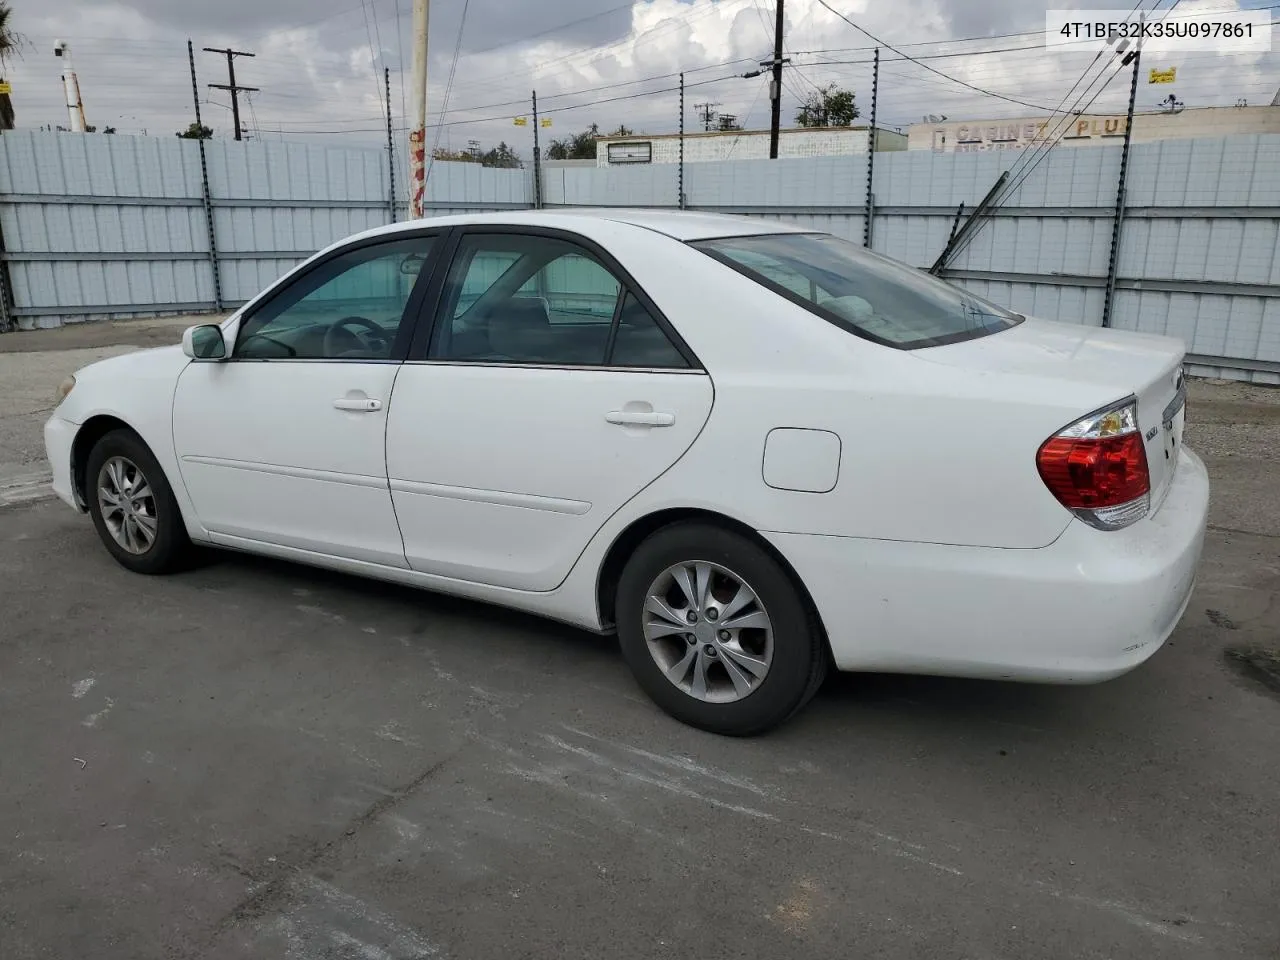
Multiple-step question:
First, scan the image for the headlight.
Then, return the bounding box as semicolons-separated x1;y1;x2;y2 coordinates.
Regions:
55;375;76;403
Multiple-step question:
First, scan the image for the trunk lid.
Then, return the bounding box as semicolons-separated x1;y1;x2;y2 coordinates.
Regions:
914;317;1187;509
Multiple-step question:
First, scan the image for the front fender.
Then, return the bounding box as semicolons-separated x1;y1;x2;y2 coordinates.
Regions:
54;346;211;543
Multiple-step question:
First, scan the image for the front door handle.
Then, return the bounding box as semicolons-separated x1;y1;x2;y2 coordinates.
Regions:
333;396;383;412
606;410;675;427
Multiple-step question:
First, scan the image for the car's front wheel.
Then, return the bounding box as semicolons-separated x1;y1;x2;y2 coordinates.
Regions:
616;522;827;736
85;429;193;575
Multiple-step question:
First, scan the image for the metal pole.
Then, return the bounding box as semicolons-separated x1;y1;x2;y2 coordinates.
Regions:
769;0;785;158
929;171;1009;275
863;47;879;247
188;40;222;312
531;90;543;209
409;0;430;218
1101;33;1143;329
946;201;966;247
385;66;396;223
678;72;685;209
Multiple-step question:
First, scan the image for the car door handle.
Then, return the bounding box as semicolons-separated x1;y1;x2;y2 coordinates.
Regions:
333;396;383;412
606;410;675;427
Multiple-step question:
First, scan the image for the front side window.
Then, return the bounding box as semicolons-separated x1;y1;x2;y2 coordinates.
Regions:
235;237;436;360
694;233;1023;349
432;233;688;368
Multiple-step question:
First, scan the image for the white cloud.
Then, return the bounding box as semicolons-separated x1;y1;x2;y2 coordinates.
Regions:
1;0;1273;156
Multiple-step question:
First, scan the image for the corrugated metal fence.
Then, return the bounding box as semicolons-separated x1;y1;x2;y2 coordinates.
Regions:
0;132;528;329
2;130;1277;383
544;135;1280;383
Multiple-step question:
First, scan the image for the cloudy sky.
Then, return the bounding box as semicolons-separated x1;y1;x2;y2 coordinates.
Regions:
1;0;1274;165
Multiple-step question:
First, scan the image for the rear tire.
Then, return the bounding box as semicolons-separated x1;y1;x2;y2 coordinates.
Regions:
85;429;194;575
616;522;827;736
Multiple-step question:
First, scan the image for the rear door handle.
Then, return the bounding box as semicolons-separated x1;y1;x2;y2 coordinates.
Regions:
333;396;383;412
606;410;675;427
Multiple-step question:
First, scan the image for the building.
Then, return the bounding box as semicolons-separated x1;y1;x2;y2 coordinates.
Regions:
595;125;907;167
907;105;1280;153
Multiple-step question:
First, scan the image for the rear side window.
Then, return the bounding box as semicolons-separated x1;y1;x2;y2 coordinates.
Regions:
694;233;1023;349
430;233;691;369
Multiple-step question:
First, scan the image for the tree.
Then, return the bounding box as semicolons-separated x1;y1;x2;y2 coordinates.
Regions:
0;2;23;131
102;126;117;134
479;141;521;168
431;140;522;168
177;121;213;139
546;123;600;160
795;84;859;127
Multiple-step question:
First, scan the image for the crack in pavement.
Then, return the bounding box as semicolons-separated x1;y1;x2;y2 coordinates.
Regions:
194;745;466;957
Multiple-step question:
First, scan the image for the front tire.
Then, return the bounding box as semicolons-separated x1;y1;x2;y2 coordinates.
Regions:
616;522;827;736
85;429;193;575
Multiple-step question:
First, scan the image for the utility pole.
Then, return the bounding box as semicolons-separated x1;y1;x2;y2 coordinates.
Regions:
409;0;430;218
693;102;719;132
53;41;88;132
204;46;257;141
768;0;785;158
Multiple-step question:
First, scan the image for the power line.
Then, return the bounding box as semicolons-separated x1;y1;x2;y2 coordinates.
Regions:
426;0;472;178
811;0;1071;112
942;0;1163;267
261;73;744;135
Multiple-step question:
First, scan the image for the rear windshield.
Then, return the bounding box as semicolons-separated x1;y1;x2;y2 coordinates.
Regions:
693;233;1023;349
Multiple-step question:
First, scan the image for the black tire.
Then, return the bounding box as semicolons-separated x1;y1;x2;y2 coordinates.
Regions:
616;522;828;736
85;428;194;575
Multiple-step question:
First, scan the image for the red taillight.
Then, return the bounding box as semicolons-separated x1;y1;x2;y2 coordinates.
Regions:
1037;400;1150;530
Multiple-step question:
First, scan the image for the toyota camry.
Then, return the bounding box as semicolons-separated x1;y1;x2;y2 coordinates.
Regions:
44;210;1209;735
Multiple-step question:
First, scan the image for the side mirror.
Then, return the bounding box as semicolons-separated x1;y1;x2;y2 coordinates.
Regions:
182;324;227;360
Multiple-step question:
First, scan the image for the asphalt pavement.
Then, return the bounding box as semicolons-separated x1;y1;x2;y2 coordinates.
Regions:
1;320;1279;959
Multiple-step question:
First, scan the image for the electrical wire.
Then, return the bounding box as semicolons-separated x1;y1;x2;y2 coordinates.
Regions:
942;0;1167;266
264;72;743;134
426;0;473;179
813;0;1097;113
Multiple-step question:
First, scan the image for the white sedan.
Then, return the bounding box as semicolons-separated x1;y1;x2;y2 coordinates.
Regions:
44;210;1209;735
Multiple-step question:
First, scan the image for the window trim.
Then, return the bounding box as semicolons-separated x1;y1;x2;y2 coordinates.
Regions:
230;229;446;363
692;232;1024;351
406;224;703;371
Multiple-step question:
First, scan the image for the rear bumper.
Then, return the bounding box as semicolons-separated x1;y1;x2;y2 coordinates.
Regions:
764;446;1209;683
43;415;82;511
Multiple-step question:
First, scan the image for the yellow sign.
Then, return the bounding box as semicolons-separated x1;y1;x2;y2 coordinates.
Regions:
540;117;552;128
512;116;528;126
1149;67;1176;84
0;82;11;95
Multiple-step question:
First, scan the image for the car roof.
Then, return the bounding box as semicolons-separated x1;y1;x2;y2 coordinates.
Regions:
347;208;808;244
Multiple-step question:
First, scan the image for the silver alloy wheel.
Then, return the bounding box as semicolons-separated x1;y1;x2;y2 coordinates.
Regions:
642;560;774;703
97;456;158;555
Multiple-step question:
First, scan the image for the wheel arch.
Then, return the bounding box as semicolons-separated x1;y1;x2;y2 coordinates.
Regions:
71;414;144;509
594;507;830;655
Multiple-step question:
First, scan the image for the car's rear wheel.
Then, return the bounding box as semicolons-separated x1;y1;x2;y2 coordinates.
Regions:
616;522;827;736
85;429;193;575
